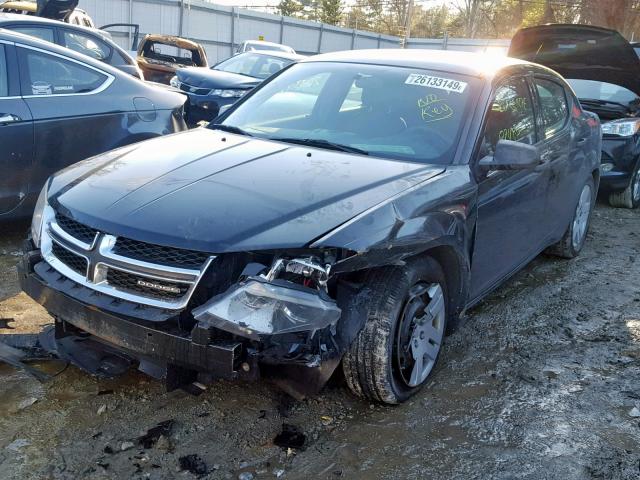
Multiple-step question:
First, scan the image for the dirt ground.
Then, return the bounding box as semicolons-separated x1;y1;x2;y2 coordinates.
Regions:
0;202;639;480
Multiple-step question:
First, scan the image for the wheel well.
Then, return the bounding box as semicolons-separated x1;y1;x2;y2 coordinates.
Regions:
417;245;467;318
592;168;600;189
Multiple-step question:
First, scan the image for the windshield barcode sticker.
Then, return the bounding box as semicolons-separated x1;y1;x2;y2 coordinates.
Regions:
405;74;467;93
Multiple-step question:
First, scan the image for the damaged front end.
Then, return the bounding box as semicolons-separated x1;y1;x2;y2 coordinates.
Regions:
20;204;359;397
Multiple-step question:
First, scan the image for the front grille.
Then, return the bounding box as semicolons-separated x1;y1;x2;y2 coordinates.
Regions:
179;83;211;96
106;269;189;300
56;214;98;244
113;237;210;269
51;242;88;276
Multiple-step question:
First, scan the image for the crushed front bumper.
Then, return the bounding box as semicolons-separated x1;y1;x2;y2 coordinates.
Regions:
18;247;343;397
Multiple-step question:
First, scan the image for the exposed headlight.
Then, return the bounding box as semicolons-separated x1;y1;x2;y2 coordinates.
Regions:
169;76;179;88
193;255;340;340
601;162;615;172
601;119;640;137
211;89;247;98
31;181;49;248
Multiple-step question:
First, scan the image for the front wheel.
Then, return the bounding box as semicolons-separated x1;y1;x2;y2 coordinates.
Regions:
608;164;640;209
342;257;448;404
547;177;595;259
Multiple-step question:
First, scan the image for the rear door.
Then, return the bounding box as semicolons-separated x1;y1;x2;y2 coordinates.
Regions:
0;41;34;215
16;44;124;195
531;75;577;238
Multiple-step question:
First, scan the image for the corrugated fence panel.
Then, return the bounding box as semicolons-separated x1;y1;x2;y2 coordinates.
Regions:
80;0;508;63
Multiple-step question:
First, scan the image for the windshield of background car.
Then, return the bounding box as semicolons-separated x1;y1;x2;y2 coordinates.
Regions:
215;53;293;79
142;41;202;66
568;79;639;105
218;62;476;164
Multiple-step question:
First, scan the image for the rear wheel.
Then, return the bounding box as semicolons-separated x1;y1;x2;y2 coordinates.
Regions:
547;177;595;259
608;164;640;209
342;257;448;404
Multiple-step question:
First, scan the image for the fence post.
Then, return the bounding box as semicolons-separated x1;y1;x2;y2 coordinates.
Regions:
230;7;236;53
377;33;381;49
351;28;356;49
442;31;449;50
279;16;284;44
317;24;324;53
178;0;184;37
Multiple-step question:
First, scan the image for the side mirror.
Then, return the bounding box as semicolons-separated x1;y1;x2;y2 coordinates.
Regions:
478;139;540;170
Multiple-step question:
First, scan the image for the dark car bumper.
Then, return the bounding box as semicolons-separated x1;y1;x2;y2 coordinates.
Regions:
184;95;237;125
19;246;340;397
601;135;640;191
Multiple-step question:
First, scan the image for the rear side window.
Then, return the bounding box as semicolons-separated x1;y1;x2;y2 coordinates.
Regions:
0;45;8;97
482;77;536;153
9;26;55;43
18;48;108;96
62;30;110;62
535;78;569;138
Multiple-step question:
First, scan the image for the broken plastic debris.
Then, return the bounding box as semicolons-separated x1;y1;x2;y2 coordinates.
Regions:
138;420;174;449
179;454;208;475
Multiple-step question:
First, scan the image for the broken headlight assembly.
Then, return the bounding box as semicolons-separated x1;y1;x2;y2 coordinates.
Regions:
601;119;640;137
192;255;341;340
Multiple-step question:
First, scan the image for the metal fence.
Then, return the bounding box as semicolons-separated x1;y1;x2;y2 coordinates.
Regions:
81;0;510;63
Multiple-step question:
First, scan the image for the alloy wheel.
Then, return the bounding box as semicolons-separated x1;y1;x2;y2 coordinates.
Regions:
572;183;592;250
394;282;446;388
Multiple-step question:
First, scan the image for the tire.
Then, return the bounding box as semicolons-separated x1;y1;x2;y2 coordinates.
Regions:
608;164;640;209
342;256;448;404
547;177;595;259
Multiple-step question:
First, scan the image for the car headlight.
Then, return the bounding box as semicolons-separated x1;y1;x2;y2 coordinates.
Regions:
601;119;640;137
31;181;49;248
169;76;179;88
211;89;247;98
192;256;340;340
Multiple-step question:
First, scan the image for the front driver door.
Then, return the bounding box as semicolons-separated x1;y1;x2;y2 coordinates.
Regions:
0;42;34;216
469;74;549;301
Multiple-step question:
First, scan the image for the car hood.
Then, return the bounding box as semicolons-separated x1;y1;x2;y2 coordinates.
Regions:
49;129;445;253
509;24;640;97
176;67;260;89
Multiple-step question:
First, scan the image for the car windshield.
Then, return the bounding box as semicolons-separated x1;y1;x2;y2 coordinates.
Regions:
568;79;639;105
215;53;293;79
214;62;476;164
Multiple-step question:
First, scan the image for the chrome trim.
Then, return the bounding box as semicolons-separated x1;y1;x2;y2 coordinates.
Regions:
40;212;214;310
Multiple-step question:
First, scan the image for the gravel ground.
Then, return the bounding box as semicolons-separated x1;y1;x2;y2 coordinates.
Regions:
0;202;638;480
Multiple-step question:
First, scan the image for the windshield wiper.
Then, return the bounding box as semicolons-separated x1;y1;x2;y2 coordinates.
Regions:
209;124;253;136
271;138;369;155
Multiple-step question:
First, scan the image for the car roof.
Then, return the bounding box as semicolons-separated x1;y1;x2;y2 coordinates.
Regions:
0;27;128;75
301;49;532;78
141;34;203;50
0;12;108;38
235;50;305;61
244;40;290;48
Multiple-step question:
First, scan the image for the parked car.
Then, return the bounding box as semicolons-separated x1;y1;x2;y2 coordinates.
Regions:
0;29;187;219
20;49;600;404
0;13;143;79
170;50;304;125
0;0;94;27
236;39;295;54
137;34;208;85
510;24;640;208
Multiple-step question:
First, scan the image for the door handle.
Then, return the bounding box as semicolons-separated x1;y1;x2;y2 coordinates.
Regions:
0;114;21;125
576;137;588;146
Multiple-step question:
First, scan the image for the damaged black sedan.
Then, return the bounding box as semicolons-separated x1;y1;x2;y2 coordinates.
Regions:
20;50;601;404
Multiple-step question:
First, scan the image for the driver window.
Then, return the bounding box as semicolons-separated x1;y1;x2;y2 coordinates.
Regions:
482;77;536;156
18;48;108;96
